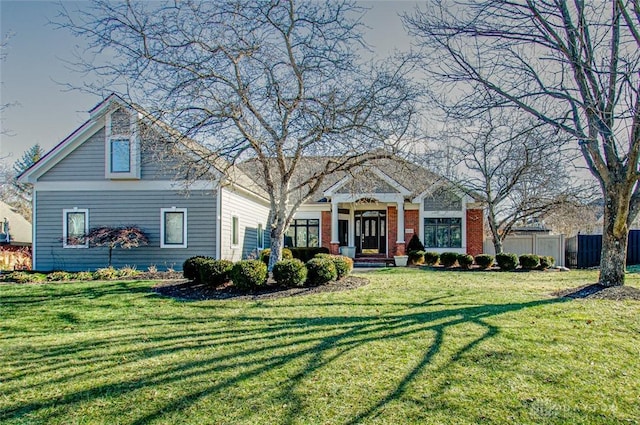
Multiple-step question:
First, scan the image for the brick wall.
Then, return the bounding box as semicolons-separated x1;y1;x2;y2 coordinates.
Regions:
404;209;419;246
387;206;397;256
321;211;331;250
466;208;484;256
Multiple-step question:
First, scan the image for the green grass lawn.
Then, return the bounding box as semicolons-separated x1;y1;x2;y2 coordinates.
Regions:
1;269;639;425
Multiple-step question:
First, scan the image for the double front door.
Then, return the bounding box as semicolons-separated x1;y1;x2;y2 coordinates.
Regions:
355;210;386;254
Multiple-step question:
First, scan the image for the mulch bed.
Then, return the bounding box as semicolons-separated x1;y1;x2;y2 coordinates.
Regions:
553;284;640;301
152;275;370;301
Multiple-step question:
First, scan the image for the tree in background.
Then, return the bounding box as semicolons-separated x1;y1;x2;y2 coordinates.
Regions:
405;1;640;286
0;144;43;222
58;0;418;270
441;110;589;254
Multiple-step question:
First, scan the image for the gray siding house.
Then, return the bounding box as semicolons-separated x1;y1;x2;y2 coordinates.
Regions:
19;95;271;271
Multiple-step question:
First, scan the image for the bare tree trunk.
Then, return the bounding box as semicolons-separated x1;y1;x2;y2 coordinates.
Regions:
487;208;503;254
599;189;630;286
268;217;287;271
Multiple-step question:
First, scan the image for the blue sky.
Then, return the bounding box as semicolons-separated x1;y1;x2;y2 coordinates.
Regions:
0;1;416;166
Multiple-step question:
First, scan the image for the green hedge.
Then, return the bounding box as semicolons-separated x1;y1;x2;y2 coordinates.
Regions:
424;252;439;266
306;257;337;286
199;259;233;285
496;253;519;271
474;254;494;269
183;256;211;282
519;254;540;270
457;254;474;269
408;250;425;265
231;260;268;290
539;255;555;270
439;252;459;267
273;259;307;287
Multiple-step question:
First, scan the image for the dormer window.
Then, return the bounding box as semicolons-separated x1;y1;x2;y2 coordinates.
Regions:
105;107;140;179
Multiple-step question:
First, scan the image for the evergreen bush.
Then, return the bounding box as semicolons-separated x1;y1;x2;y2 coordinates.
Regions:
183;256;211;281
231;260;267;290
272;259;307;287
474;254;494;269
496;253;519;271
306;257;337;285
200;259;234;285
539;255;555;269
519;254;540;270
423;252;440;265
457;254;474;269
439;252;459;267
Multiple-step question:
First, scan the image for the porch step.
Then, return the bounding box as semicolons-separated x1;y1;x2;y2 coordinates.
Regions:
353;256;396;268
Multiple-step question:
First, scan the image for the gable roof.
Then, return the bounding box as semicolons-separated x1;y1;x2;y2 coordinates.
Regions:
17;95;268;199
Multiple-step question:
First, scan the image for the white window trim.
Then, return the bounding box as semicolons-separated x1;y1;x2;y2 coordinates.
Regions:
161;207;188;248
231;215;239;247
105;109;140;179
257;222;264;250
63;208;89;248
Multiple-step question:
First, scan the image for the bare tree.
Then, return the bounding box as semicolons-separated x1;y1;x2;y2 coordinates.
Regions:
443;110;586;254
405;1;640;286
57;0;418;269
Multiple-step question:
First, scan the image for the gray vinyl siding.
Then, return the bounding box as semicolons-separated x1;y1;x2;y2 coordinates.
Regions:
39;125;186;182
34;190;217;271
40;128;106;181
220;187;270;261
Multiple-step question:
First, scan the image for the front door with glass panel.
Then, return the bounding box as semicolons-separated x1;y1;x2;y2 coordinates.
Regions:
355;211;386;254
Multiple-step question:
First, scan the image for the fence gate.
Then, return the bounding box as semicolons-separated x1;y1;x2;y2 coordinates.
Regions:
565;230;640;268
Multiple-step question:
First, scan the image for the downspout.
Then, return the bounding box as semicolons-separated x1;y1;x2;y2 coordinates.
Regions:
32;186;37;270
216;183;222;259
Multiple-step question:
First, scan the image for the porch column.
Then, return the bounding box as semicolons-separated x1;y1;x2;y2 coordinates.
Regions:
330;199;340;254
396;197;406;255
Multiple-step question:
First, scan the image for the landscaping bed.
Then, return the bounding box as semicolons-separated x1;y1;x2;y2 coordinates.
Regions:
153;275;369;301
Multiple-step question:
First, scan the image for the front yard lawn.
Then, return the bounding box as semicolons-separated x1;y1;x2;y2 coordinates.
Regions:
1;269;639;424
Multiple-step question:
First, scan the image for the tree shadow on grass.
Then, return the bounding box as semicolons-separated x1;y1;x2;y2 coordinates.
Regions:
1;289;568;425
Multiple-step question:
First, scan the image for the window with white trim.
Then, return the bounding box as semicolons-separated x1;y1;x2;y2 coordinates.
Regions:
105;107;140;179
231;216;239;246
257;223;264;249
161;208;187;248
63;208;89;248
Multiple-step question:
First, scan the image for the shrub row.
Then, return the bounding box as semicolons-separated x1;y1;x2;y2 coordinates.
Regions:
2;266;142;283
183;252;353;291
412;251;554;271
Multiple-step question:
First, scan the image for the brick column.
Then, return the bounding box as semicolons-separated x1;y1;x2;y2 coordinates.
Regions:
404;210;419;248
466;209;484;256
387;206;397;256
321;211;332;251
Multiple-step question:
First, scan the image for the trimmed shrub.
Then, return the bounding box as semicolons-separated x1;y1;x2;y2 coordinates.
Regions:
424;251;440;266
496;253;519;271
408;250;425;265
273;259;307;287
440;252;459;267
539;256;555;270
519;254;540;270
183;256;211;281
231;260;267;290
46;271;72;282
74;271;94;281
474;254;494;269
259;248;293;265
406;234;425;252
332;255;353;279
94;267;118;280
290;247;330;262
306;257;337;286
457;254;474;269
200;259;233;286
